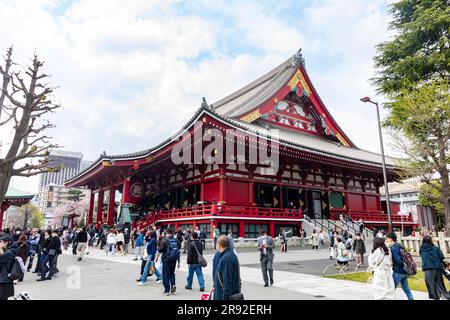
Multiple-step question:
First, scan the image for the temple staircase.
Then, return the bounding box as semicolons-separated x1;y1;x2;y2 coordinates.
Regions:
300;215;373;243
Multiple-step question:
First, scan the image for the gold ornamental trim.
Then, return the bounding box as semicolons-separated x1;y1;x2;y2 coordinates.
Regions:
240;109;262;123
287;69;311;96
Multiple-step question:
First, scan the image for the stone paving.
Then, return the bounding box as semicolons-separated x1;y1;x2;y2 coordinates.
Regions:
14;245;430;300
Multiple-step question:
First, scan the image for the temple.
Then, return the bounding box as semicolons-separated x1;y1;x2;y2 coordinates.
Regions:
0;187;35;230
65;49;416;237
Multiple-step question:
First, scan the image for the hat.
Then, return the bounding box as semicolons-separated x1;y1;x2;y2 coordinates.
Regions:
0;233;13;242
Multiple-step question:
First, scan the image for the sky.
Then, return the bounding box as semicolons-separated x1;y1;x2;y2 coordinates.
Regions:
0;0;397;194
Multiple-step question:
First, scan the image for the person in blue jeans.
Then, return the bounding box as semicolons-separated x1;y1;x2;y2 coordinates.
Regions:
158;228;181;296
137;231;161;285
386;232;414;300
185;232;205;291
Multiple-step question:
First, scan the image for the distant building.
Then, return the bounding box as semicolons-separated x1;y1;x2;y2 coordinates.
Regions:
39;150;83;188
37;150;91;226
380;181;437;231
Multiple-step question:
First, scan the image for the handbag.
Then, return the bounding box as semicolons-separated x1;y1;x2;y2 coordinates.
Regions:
191;241;208;268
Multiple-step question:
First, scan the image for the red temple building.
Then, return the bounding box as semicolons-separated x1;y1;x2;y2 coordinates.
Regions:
65;49;416;237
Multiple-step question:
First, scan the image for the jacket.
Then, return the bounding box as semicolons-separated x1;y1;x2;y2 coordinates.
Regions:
213;248;240;300
352;238;366;254
187;239;203;265
135;234;144;247
28;234;40;253
257;235;274;261
212;250;221;285
199;231;207;240
390;243;406;274
48;236;61;254
146;238;157;259
0;243;18;284
420;243;445;271
77;231;88;243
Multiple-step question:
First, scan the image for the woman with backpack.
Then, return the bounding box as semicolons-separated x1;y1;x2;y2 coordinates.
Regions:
368;237;395;300
345;234;354;262
419;235;450;300
0;233;18;300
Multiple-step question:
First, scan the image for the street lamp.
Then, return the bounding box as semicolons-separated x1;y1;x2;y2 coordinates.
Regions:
360;96;393;232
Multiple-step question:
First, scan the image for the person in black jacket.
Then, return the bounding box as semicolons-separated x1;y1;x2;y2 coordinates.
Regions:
0;233;18;300
185;232;205;291
37;230;58;281
33;230;46;274
213;235;241;300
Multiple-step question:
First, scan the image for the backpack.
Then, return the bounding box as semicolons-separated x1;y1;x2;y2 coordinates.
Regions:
400;247;417;276
345;240;352;250
9;256;25;281
166;238;180;262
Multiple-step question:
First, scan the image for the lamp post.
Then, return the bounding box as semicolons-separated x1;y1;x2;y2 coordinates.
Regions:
360;96;393;232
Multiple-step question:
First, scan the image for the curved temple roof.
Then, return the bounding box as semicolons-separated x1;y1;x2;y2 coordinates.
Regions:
66;49;398;187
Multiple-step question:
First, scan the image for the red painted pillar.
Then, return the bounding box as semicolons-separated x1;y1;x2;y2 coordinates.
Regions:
239;221;245;238
269;221;275;238
108;186;116;226
97;190;104;226
210;219;215;239
87;190;94;225
0;204;6;230
122;177;131;203
219;166;226;202
249;172;254;205
200;173;205;201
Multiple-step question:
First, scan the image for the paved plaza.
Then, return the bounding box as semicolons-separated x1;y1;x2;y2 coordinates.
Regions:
15;245;429;300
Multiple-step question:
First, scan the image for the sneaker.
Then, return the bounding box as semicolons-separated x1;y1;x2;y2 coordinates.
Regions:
264;283;268;287
270;280;274;286
77;258;82;261
36;278;46;282
137;282;148;286
200;287;205;292
164;292;171;296
156;279;162;284
171;286;177;294
185;286;192;290
132;258;138;261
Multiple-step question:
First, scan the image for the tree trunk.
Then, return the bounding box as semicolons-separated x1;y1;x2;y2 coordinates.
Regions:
22;205;30;230
439;169;450;236
0;165;13;206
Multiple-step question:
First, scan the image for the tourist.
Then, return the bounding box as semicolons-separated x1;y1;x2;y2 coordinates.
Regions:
318;230;325;249
213;235;242;300
258;230;274;287
105;230;116;256
227;230;235;253
335;237;349;270
213;225;220;250
199;228;207;250
194;226;200;237
212;243;222;297
37;229;60;281
133;229;144;260
50;230;62;276
33;230;46;274
301;229;306;247
310;230;319;250
185;232;205;291
123;228;130;255
116;229;125;254
27;228;40;272
158;228;181;296
279;230;286;253
368;237;395;300
176;227;184;250
137;231;161;286
419;235;450;300
183;228;192;254
16;235;28;282
352;233;366;266
345;234;354;261
0;233;17;300
76;227;88;261
71;228;79;256
385;233;414;300
359;219;365;235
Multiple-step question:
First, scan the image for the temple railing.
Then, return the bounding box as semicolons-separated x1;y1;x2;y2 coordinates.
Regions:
347;211;414;223
137;204;303;226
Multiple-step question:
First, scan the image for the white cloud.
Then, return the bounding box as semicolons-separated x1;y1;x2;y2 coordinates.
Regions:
0;0;397;194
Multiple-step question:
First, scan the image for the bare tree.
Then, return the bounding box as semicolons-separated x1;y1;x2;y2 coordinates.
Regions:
0;47;61;205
